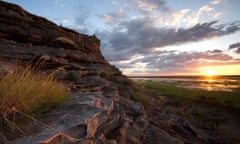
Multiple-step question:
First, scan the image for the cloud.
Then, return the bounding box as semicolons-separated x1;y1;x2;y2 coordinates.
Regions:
200;5;214;12
210;49;223;53
98;19;240;62
186;5;214;25
212;12;222;19
210;0;221;5
229;42;240;49
234;49;240;54
103;9;126;24
98;17;240;74
70;0;237;75
170;9;190;24
155;9;190;26
61;19;70;24
75;9;90;25
129;0;167;12
99;0;223;30
126;0;221;27
112;0;119;5
54;0;64;7
54;18;71;26
229;42;240;53
116;49;238;75
73;6;93;34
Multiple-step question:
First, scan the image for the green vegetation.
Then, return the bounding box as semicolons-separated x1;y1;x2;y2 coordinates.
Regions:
0;66;69;140
136;80;240;109
124;78;153;111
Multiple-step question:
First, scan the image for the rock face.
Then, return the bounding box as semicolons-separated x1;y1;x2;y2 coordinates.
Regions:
0;2;106;65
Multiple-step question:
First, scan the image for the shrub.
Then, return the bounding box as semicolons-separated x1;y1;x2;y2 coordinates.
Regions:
0;66;69;141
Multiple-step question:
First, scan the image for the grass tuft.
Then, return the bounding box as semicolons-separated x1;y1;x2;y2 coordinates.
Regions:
0;66;69;141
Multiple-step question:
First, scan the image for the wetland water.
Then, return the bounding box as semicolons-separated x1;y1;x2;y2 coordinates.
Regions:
130;76;240;92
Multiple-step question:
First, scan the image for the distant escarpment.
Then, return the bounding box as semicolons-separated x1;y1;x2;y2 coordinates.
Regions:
0;1;212;144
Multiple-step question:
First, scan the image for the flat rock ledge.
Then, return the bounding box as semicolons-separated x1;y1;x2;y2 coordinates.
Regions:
9;91;116;144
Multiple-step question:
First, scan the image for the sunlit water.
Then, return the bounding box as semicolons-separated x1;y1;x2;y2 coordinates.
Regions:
131;76;240;92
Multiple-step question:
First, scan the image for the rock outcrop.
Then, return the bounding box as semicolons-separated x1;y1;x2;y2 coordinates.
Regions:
0;1;105;64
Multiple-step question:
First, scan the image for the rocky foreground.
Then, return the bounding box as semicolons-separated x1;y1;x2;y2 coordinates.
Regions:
0;1;239;144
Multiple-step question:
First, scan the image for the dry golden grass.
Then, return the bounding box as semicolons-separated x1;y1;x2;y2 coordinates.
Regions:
51;37;78;48
0;66;69;141
55;37;76;45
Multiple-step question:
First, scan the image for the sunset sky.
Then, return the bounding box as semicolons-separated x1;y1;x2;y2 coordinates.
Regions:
5;0;240;76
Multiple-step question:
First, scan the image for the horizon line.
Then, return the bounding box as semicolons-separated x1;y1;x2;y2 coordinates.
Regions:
127;75;240;78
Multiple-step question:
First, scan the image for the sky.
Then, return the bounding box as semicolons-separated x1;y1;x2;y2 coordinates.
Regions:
4;0;240;76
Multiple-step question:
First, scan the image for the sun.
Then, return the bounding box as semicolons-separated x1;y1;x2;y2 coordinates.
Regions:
204;69;217;77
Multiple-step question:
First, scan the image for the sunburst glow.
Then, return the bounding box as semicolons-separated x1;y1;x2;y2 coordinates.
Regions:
204;69;217;76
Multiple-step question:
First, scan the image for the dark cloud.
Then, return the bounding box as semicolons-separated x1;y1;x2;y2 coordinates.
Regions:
146;51;233;67
143;0;166;7
209;49;223;53
229;42;240;53
229;42;240;49
98;19;240;61
115;50;238;73
236;49;240;54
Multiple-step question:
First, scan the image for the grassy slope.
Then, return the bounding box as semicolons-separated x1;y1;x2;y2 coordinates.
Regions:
135;80;240;109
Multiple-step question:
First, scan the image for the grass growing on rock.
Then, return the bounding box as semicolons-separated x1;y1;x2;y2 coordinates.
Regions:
137;80;240;109
0;66;69;140
123;78;153;111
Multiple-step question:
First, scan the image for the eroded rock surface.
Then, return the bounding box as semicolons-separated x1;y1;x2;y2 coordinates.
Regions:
9;92;115;144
